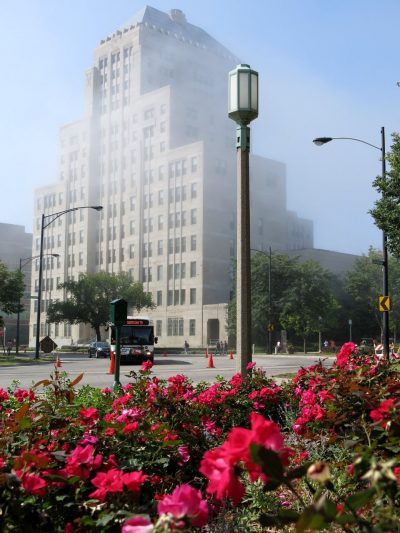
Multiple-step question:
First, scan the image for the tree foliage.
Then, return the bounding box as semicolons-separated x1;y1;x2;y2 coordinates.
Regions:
371;132;400;257
0;261;24;315
47;272;154;340
228;253;338;351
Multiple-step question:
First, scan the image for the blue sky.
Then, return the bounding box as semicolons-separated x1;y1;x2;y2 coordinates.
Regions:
1;0;399;255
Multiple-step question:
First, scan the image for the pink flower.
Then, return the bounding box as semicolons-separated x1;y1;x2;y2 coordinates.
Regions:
123;422;139;434
370;398;397;424
122;471;148;493
157;484;208;527
64;444;103;480
122;516;154;533
335;342;357;368
246;362;256;370
89;468;124;502
18;472;47;496
79;407;99;422
178;445;190;464
101;387;112;394
141;360;153;371
0;388;9;402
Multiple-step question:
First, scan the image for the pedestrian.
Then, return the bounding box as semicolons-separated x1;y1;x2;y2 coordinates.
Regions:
6;340;12;356
184;340;189;354
275;341;281;354
216;340;220;355
224;340;228;355
323;339;329;351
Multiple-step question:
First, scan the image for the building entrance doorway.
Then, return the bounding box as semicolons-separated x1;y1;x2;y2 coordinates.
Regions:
207;318;220;345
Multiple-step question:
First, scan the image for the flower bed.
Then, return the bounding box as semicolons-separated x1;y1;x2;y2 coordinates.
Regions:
0;343;399;532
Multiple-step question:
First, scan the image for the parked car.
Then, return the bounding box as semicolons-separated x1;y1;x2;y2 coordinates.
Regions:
88;341;110;358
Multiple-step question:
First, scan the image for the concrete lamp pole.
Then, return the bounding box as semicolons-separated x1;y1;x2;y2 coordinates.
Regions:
35;205;103;359
17;253;59;354
313;130;390;361
228;64;259;376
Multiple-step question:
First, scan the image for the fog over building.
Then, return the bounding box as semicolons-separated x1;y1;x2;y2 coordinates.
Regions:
30;6;313;348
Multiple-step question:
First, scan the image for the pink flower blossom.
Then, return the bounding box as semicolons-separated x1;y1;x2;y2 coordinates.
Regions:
64;445;103;480
0;388;9;402
141;360;153;371
122;516;154;533
89;468;124;502
178;445;190;464
246;362;256;370
157;484;208;527
122;471;148;493
101;387;112;394
17;472;47;496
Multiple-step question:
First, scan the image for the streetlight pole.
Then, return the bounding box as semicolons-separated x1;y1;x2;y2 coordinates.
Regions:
35;206;103;359
313;129;390;360
229;64;259;376
16;254;59;354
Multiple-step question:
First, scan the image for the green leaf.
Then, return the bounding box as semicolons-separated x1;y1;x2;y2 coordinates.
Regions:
96;513;116;527
345;488;375;511
286;462;311;480
296;507;327;532
249;444;284;484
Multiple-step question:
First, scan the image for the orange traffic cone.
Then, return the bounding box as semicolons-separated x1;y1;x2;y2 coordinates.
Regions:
107;352;115;374
207;353;215;368
229;351;233;360
55;354;61;368
204;350;208;358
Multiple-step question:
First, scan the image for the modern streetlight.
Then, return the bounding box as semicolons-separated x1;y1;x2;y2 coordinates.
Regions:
35;205;103;359
16;253;59;354
313;128;389;360
229;64;258;375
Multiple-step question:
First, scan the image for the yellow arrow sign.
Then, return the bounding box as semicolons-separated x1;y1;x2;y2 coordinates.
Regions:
379;296;391;312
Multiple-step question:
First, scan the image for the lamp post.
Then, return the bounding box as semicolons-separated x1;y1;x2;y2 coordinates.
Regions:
313;128;389;360
35;205;103;359
349;318;353;342
229;64;258;375
17;253;59;354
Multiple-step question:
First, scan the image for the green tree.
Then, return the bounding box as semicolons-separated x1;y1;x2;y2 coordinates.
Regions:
0;261;24;315
47;272;154;340
371;132;400;257
344;247;400;342
279;260;338;353
227;252;299;347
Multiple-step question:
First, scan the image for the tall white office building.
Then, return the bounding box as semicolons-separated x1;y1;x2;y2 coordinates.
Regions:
30;6;313;349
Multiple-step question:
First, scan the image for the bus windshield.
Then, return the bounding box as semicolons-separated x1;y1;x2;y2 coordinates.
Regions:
112;325;154;346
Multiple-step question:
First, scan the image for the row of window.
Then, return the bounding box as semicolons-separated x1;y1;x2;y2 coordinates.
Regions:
156;318;196;337
142;210;198;231
154;289;197;307
141;235;197;257
35;317;196;340
142;261;197;281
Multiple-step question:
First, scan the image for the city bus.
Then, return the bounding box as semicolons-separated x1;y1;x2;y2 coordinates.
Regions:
110;316;157;364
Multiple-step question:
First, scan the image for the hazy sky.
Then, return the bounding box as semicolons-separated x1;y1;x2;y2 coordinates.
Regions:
1;0;399;255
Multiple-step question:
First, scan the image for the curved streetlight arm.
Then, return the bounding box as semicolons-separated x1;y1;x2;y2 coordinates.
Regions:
42;205;103;229
20;253;59;270
313;136;381;151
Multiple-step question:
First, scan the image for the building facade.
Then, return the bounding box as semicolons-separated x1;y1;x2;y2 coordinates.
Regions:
29;6;313;349
0;223;32;346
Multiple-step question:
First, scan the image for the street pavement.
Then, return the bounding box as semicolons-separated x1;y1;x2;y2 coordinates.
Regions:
0;352;334;390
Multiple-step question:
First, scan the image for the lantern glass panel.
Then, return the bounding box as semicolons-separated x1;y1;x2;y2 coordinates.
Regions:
251;73;258;111
229;73;237;113
239;72;249;109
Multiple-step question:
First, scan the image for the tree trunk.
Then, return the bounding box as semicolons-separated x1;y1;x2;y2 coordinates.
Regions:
94;325;101;341
303;337;307;354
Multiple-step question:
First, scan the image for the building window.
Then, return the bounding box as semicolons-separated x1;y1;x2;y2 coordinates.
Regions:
191;235;197;251
180;289;186;305
129;244;135;259
167;317;184;336
157;265;163;281
168;264;173;280
190;209;197;225
191;156;198;173
181;236;186;252
158;190;164;205
175;237;180;253
144;108;154;120
174;264;180;279
167;290;173;306
190;261;197;277
157;240;163;255
158;215;164;230
181;263;186;278
157;291;162;305
160;141;166;152
159;165;165;180
189;319;196;336
168;239;174;254
191;182;197;199
174;289;179;305
190;288;196;304
156;320;162;336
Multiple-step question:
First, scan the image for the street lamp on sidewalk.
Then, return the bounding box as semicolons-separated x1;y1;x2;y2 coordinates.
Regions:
35;205;103;359
313;128;389;360
229;64;259;376
17;253;59;354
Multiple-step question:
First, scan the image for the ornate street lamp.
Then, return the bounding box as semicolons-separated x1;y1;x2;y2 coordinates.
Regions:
16;253;59;354
228;64;259;376
35;205;103;359
313;129;389;360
